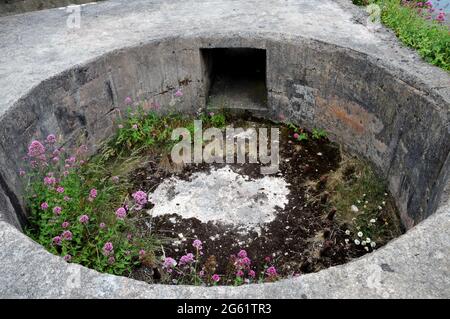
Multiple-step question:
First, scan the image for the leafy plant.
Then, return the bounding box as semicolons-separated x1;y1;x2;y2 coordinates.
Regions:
353;0;450;71
23;137;158;275
312;128;328;140
325;156;403;249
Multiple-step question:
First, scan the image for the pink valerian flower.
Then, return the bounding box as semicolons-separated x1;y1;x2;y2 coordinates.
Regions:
62;221;70;229
46;134;56;144
52;157;60;163
99;222;106;229
28;140;46;158
211;274;220;282
236;270;244;277
108;256;116;264
102;242;114;256
193;239;203;250
63;196;71;202
199;270;205;277
53;206;62;215
237;249;247;259
63;255;72;262
89;189;98;199
264;256;271;263
174;89;183;97
41;202;49;210
179;253;195;266
118;124;124;129
56;186;65;193
139;249;146;257
77;145;88;154
79;214;89;224
151;101;161;110
249;270;256;278
266;266;278;277
19;169;26;177
132;124;138;130
115;207;127;220
62;230;73;241
124;96;133;105
436;12;446;22
111;176;120;183
239;257;251;267
63;171;69;177
293;133;299;139
52;236;62;246
132;190;147;209
44;176;56;186
163;257;177;271
65;157;76;166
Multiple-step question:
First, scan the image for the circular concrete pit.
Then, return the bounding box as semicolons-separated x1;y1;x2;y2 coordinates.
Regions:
0;0;449;298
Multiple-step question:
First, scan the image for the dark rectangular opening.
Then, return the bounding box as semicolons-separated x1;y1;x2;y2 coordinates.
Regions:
201;48;267;110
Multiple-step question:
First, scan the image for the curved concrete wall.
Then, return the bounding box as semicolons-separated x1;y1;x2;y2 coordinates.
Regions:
0;36;448;231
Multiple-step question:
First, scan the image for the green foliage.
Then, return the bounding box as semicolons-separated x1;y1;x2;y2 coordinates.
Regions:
312;128;328;140
353;0;450;71
297;132;308;141
111;108;187;158
287;123;310;142
23;143;158;275
380;0;450;70
326;157;403;246
352;0;371;5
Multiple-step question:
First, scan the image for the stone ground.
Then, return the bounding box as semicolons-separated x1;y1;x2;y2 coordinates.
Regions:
0;0;449;298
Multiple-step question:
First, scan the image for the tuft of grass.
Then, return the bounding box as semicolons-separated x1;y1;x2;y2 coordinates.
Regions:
325;155;403;245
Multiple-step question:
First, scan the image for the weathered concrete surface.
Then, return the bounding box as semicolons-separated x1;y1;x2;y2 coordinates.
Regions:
148;166;290;235
0;0;102;17
0;0;449;298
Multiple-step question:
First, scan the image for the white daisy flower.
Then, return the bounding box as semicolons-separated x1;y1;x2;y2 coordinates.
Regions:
345;230;351;235
370;219;376;223
351;205;359;212
354;239;361;245
366;238;371;243
370;242;376;248
357;231;363;237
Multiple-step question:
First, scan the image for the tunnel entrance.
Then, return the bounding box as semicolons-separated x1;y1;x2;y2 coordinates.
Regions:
201;48;267;110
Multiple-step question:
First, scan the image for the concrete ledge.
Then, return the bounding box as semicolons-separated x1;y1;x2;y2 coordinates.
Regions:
0;0;449;298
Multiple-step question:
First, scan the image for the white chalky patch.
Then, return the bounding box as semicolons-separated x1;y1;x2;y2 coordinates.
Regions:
147;166;289;234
